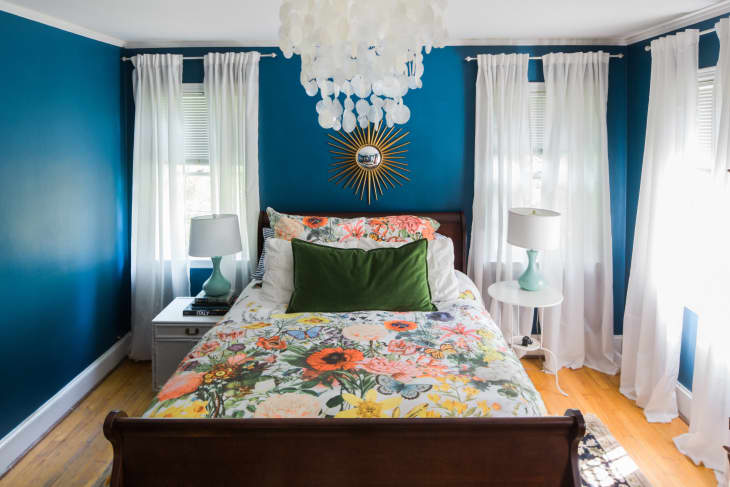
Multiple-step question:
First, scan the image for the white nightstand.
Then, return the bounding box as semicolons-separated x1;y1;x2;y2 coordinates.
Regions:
151;297;222;390
487;280;567;396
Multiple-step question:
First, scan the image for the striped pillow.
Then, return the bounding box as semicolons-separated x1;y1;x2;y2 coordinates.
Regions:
251;227;274;281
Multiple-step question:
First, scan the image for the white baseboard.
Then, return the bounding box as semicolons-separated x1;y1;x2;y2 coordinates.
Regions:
0;333;131;477
676;383;692;423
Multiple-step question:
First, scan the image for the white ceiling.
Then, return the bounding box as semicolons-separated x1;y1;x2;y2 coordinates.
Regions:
2;0;729;47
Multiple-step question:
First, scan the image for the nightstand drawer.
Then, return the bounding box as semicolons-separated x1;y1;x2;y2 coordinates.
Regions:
155;324;215;340
151;297;224;390
153;339;200;390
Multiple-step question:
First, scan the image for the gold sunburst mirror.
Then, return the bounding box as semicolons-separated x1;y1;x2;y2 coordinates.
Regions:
327;122;410;205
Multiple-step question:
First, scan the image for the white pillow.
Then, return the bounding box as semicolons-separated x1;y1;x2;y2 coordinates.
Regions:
426;238;459;301
261;238;295;304
261;237;458;305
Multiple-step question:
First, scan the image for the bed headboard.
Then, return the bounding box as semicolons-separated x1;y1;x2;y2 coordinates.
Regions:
258;211;467;272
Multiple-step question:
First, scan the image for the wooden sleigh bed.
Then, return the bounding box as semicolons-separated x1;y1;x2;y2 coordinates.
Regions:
104;211;585;487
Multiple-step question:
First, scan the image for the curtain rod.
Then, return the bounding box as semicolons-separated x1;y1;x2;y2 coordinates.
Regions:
464;53;624;62
644;26;717;51
121;53;277;61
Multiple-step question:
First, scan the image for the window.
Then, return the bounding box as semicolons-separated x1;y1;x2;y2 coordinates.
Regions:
528;82;545;206
696;67;715;171
182;84;212;258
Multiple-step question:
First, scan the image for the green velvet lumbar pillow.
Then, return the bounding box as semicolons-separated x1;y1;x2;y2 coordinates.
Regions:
287;238;436;313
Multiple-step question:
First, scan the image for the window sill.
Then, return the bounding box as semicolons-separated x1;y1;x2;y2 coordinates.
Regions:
155;259;239;269
190;259;213;269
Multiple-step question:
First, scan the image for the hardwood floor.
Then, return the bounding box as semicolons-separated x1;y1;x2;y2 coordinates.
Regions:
0;358;716;486
0;360;156;487
523;358;716;487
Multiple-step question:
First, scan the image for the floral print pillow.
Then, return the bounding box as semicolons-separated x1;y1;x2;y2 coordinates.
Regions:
266;207;440;243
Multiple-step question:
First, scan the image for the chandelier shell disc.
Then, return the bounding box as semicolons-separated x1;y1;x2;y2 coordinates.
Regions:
279;0;447;131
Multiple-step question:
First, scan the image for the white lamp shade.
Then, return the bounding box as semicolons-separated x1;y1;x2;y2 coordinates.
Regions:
507;208;561;250
189;214;243;257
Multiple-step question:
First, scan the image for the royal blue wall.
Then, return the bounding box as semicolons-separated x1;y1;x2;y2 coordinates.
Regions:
626;12;727;390
0;12;128;439
123;45;628;333
679;307;698;389
0;3;720;446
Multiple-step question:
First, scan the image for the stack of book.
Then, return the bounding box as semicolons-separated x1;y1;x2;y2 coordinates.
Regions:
183;290;238;316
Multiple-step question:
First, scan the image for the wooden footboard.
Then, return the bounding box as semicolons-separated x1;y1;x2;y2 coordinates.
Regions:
103;409;585;486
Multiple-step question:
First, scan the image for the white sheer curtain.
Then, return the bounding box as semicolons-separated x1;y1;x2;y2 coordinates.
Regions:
467;53;534;340
540;52;617;375
673;19;730;484
620;30;700;422
204;52;261;290
130;54;189;360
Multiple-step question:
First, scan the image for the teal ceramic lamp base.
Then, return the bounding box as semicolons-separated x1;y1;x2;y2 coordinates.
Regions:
518;249;546;291
202;256;231;297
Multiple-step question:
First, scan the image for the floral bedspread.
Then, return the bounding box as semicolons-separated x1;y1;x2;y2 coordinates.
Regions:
144;273;546;420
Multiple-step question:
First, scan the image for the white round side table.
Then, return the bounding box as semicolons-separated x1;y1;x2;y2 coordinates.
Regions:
487;280;567;396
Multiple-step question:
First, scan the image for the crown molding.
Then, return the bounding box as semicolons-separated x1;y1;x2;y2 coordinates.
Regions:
445;37;626;46
124;39;279;49
125;37;626;50
622;0;730;45
3;0;729;51
0;0;125;47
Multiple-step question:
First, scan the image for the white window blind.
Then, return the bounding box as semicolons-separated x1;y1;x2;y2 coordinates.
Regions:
529;82;546;156
528;82;545;206
697;67;715;170
183;84;209;160
182;84;212;259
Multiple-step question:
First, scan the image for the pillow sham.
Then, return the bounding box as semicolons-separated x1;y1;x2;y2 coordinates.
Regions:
266;207;440;243
261;237;296;304
338;236;458;301
424;237;459;300
251;227;274;281
287;239;435;313
261;236;458;304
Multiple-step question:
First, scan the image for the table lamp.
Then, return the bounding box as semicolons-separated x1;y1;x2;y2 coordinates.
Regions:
507;208;561;291
189;214;243;297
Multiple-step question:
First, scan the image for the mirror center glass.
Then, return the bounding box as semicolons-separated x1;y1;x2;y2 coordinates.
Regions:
356;145;382;169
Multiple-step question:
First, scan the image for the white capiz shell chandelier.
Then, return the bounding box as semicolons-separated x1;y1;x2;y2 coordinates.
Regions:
278;0;447;132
